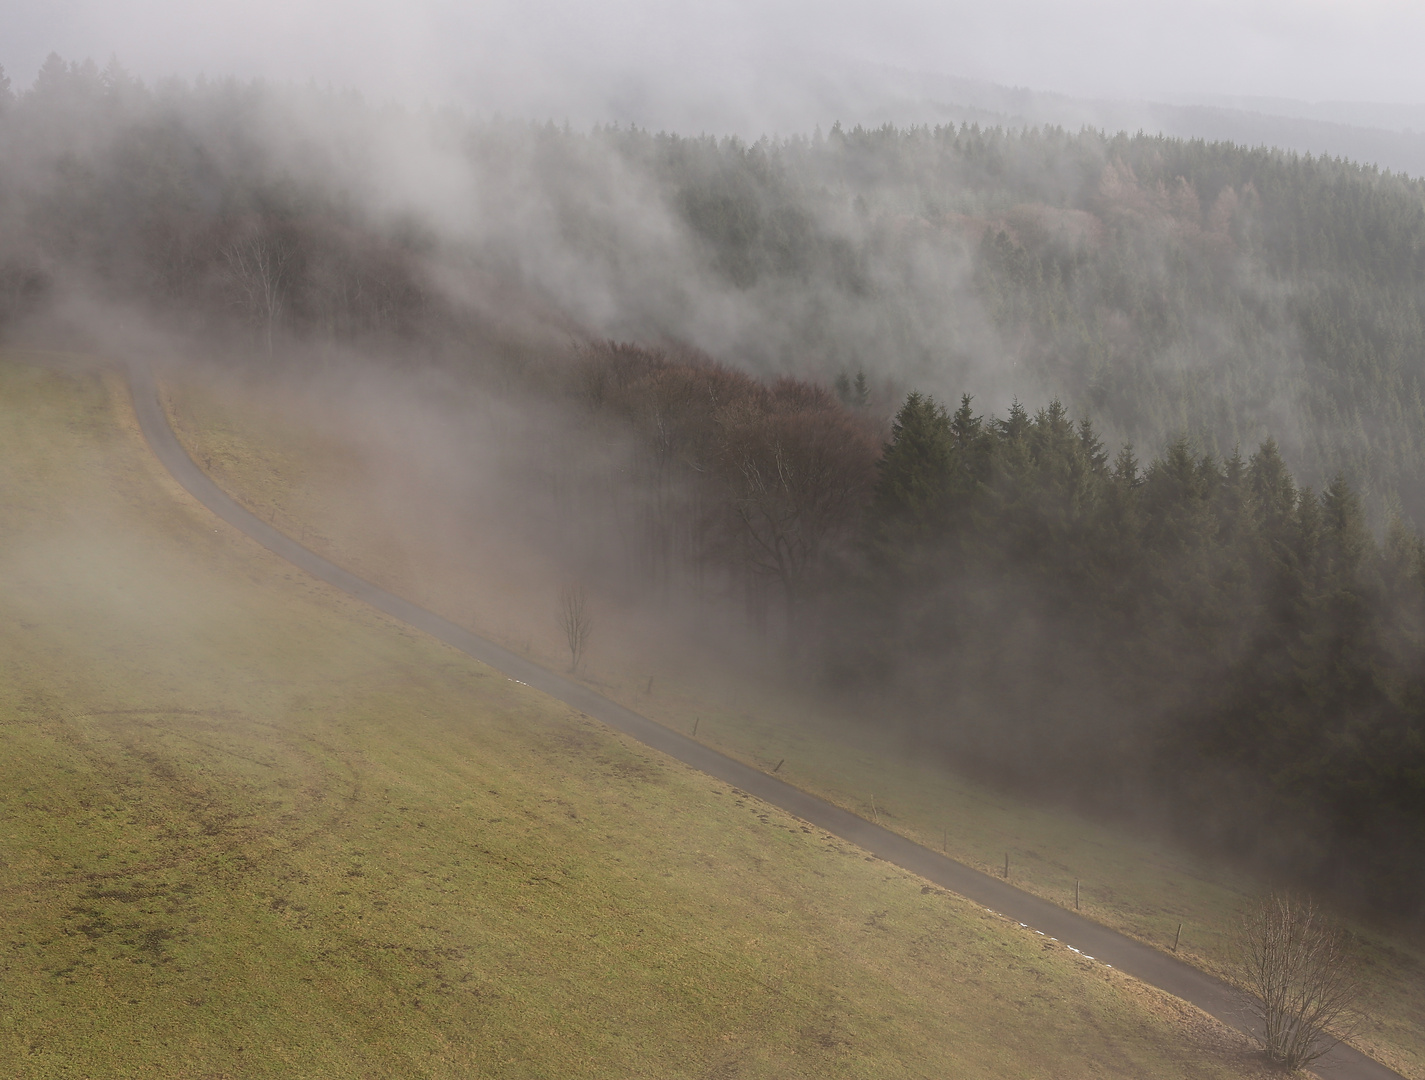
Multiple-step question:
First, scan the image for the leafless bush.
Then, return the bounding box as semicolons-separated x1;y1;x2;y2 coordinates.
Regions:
1237;892;1361;1071
559;583;592;672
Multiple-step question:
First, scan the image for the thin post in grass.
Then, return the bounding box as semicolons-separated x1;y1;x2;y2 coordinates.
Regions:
870;795;879;824
646;675;654;694
1003;852;1009;880
1173;923;1182;953
942;827;947;854
692;717;699;736
773;759;784;773
1075;879;1081;911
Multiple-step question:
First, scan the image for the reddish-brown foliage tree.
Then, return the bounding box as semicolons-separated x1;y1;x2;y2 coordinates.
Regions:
573;341;880;629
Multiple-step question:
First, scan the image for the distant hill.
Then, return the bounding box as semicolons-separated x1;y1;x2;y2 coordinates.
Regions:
548;57;1425;179
7;56;1425;524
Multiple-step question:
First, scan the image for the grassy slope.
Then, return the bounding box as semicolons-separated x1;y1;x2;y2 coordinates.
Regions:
0;352;1277;1079
162;366;1425;1079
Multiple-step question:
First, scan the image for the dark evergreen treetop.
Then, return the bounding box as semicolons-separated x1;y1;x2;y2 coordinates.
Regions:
856;390;1425;913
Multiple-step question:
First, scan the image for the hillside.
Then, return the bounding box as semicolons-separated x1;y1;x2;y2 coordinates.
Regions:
160;357;1425;1079
8;61;1425;522
4;54;1425;1075
0;351;1291;1076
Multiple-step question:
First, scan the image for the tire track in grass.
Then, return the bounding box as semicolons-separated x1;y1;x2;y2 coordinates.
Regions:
125;359;1403;1080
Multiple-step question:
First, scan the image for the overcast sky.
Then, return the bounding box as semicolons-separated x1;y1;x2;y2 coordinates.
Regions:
8;0;1425;130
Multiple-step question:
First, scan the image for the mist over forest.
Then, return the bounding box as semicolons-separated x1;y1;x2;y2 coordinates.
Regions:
4;54;1425;916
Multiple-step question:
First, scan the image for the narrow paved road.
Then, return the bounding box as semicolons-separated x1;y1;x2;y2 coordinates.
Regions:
126;360;1403;1080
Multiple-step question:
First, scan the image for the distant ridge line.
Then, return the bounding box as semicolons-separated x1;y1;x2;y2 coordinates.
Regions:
124;358;1401;1080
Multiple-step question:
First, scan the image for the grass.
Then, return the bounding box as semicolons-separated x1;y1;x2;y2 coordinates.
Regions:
0;350;1282;1078
162;361;1425;1079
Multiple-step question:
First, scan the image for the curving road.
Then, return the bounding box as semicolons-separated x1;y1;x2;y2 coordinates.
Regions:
125;360;1402;1080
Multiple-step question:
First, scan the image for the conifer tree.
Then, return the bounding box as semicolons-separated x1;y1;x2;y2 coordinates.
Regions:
871;392;954;546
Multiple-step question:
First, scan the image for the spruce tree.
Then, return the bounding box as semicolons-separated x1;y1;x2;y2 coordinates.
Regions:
871;392;954;550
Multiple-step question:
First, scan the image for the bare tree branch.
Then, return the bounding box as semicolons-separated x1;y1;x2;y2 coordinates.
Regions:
222;226;293;355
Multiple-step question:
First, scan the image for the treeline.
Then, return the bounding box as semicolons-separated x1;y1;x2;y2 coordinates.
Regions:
0;55;444;351
604;123;1425;524
854;392;1425;911
571;341;1425;914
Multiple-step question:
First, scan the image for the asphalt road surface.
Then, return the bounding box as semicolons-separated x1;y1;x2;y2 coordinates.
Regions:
126;360;1404;1080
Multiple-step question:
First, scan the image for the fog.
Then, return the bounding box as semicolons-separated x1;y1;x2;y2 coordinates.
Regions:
12;0;1425;138
3;0;1425;917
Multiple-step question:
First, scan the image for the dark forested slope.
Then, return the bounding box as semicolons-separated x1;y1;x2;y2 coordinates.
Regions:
608;124;1425;525
851;392;1425;913
561;342;1425;916
8;56;1425;533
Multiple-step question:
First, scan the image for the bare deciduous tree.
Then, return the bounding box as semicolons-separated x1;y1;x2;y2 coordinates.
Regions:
223;226;293;355
570;342;880;635
559;583;592;672
1237;892;1361;1072
717;389;878;628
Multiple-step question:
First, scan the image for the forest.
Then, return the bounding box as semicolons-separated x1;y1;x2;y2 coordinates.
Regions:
562;343;1425;915
4;54;1425;914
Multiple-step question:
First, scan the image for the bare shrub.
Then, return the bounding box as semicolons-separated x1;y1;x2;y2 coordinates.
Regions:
1237;892;1361;1071
559;583;592;672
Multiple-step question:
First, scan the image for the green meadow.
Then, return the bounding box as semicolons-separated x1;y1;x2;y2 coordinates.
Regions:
0;352;1283;1077
164;363;1425;1079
